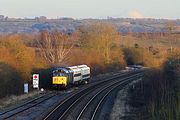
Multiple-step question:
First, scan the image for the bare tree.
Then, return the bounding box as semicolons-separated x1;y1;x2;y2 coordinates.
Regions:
165;21;177;52
79;22;120;64
37;31;74;66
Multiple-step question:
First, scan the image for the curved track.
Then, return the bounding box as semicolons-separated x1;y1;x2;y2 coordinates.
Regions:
43;70;143;120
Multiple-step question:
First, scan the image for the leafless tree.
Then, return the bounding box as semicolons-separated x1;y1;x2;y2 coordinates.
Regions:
79;22;120;64
37;31;74;66
165;21;177;52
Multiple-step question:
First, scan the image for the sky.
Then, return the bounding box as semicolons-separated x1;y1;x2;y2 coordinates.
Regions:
0;0;180;19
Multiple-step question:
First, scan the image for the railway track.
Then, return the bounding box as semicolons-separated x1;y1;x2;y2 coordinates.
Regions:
77;75;142;120
42;70;143;120
0;91;59;120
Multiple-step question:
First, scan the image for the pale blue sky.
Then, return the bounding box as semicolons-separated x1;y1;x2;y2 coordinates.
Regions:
0;0;179;19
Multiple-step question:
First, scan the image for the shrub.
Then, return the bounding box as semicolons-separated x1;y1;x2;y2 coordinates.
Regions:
123;47;159;67
128;55;180;120
0;62;23;98
0;35;35;82
163;51;180;81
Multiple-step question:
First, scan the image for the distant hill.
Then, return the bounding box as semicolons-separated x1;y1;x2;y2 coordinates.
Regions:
0;17;180;34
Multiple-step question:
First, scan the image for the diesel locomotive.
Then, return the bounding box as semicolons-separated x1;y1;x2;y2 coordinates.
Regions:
52;65;90;89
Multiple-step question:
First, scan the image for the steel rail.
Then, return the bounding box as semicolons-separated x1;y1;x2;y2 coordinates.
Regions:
59;74;140;120
76;74;142;120
43;70;143;120
0;92;52;116
90;74;142;120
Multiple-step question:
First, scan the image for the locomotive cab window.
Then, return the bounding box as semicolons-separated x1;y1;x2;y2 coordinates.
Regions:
53;70;66;76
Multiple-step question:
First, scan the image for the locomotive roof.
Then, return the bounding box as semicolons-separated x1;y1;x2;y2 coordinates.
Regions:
53;64;90;73
53;67;73;73
77;65;87;68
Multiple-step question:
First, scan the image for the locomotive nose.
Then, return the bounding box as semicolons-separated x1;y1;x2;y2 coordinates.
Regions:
52;76;67;86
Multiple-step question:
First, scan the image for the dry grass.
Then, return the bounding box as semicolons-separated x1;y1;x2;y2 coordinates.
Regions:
0;91;42;111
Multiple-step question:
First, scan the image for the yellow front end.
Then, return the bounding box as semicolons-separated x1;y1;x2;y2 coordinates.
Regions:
52;76;67;87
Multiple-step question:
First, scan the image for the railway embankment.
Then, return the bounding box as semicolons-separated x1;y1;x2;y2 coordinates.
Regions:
110;78;143;120
111;66;180;120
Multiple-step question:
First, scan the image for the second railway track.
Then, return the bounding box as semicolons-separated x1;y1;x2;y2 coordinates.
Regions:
43;70;143;120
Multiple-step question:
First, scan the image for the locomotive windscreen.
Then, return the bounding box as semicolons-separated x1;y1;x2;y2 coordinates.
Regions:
53;69;66;76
